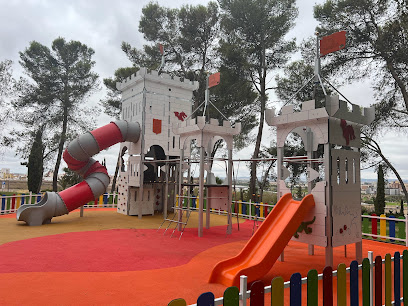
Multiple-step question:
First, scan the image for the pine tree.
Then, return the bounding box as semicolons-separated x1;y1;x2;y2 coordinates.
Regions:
27;128;44;193
375;164;385;215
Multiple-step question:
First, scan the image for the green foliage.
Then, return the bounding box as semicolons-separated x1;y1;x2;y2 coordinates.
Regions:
314;0;408;128
58;167;82;190
0;59;13;98
215;176;223;184
16;37;99;191
27;128;44;193
0;59;15;136
218;0;298;200
122;2;220;110
313;0;408;205
375;164;386;215
296;185;303;199
106;1;258;156
101;66;138;120
284;133;307;188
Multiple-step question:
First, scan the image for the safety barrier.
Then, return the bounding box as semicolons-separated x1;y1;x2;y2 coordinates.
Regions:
362;214;408;246
0;192;118;215
168;250;407;306
176;197;408;246
178;196;275;221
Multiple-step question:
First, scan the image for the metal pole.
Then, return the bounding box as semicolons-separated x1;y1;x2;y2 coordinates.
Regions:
203;75;209;118
198;144;205;237
178;148;184;232
227;148;233;234
239;275;248;306
368;251;374;306
138;77;147;219
164;155;169;219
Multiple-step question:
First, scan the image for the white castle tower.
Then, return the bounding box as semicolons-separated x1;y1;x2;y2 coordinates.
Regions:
115;68;199;217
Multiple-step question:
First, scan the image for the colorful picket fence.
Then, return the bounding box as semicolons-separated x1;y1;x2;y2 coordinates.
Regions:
169;250;407;306
362;214;408;246
0;192;118;214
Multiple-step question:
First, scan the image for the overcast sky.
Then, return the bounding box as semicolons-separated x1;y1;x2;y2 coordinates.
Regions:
1;0;407;181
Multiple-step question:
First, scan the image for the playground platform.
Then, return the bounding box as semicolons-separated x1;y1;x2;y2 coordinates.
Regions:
0;208;406;305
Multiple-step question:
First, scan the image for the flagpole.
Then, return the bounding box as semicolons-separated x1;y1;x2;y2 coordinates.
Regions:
314;32;327;97
315;32;321;81
203;74;209;119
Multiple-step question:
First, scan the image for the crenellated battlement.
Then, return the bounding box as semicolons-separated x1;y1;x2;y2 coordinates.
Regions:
325;95;374;125
116;67;198;92
265;95;374;127
173;116;241;136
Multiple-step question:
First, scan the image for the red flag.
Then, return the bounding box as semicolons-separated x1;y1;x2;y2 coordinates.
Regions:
159;44;164;55
320;31;346;57
208;72;220;88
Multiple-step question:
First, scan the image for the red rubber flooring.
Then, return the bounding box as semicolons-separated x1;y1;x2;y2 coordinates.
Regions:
0;213;406;305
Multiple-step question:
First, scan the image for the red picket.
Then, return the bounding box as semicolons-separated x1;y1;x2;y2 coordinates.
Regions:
323;266;333;306
250;280;264;306
11;194;16;210
371;214;377;239
375;256;382;306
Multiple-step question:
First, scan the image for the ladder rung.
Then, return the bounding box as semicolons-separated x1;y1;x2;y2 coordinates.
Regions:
163;219;187;225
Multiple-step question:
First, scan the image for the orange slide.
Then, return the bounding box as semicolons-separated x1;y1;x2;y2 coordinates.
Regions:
209;193;315;287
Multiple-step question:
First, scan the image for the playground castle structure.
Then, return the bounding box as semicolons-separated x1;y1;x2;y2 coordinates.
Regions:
115;68;241;238
114;68;198;218
265;96;374;267
16;67;240;240
16;65;374;271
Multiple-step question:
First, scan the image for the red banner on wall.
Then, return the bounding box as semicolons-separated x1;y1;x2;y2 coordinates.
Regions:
153;119;162;134
320;31;346;57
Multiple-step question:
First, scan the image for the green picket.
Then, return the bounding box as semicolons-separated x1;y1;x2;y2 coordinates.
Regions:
223;286;239;306
362;258;370;306
271;276;284;306
385;254;391;306
307;269;318;306
337;263;347;306
362;214;369;234
403;250;408;305
398;216;405;240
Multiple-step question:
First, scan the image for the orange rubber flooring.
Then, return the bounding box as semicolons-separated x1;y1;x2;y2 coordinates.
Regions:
0;209;406;305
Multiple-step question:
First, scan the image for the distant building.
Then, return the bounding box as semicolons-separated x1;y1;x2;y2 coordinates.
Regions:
388;180;401;190
0;168;11;179
385;188;400;196
361;183;375;195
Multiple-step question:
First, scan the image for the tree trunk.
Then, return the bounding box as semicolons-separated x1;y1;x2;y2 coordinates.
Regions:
53;106;68;191
386;60;408;112
249;90;266;201
110;151;121;193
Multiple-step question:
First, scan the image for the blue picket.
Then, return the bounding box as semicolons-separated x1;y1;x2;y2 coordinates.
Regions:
394;252;401;306
21;194;25;205
290;273;301;306
1;195;5;212
350;260;359;306
197;292;214;306
36;194;41;203
389;215;395;242
242;202;247;215
255;204;260;217
103;193;108;206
